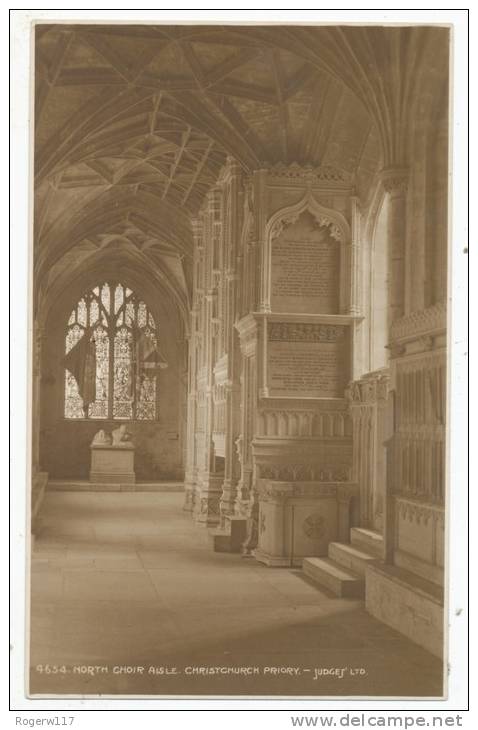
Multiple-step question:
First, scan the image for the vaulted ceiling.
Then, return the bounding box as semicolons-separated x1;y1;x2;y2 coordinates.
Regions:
34;24;448;320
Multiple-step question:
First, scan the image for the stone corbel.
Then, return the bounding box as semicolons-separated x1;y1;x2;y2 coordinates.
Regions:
380;168;409;197
387;343;407;358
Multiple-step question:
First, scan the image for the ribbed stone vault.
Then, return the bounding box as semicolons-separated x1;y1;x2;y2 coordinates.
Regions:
34;24;448;316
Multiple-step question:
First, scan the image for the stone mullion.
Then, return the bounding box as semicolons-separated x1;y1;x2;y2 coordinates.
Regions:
373;397;387;530
359;409;369;525
366;412;374;525
361;410;369;525
247;240;257;314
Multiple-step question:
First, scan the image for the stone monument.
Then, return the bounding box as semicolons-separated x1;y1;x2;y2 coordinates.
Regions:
90;424;135;485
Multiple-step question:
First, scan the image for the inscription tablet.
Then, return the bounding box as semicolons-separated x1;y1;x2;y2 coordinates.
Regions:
268;322;349;398
271;211;340;314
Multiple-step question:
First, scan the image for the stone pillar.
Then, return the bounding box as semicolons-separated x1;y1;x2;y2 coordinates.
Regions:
184;216;203;511
381;168;409;327
242;487;260;557
219;379;240;519
234;315;260;553
195;290;221;526
349;197;362;318
194;190;223;526
183;325;198;512
219;160;242;521
254;169;268;313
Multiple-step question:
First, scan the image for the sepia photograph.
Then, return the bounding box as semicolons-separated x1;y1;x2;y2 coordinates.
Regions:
15;11;464;704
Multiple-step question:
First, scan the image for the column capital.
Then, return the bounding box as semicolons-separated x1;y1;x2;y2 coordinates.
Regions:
380;167;409;195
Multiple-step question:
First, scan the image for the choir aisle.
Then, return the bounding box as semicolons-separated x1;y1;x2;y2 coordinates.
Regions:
30;491;442;696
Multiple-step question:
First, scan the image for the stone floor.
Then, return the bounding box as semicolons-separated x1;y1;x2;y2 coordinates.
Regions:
29;491;444;697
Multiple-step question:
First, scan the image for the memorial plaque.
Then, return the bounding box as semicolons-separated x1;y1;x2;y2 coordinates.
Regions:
271;211;340;314
268;322;349;398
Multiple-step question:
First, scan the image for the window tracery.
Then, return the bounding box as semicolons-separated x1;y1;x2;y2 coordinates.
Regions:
64;283;159;420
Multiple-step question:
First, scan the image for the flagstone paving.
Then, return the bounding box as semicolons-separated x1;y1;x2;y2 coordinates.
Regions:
29;491;444;697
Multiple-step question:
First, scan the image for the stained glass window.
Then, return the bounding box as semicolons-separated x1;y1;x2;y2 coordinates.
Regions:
64;282;159;420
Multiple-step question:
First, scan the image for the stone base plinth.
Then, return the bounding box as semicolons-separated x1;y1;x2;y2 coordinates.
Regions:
193;474;223;527
254;549;303;567
366;562;444;658
90;444;135;485
256;481;343;567
47;480;182;492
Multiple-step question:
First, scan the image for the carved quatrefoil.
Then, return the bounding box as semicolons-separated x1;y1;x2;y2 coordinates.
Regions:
302;513;326;540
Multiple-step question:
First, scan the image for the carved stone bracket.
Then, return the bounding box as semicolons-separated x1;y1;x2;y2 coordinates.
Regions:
346;370;390;405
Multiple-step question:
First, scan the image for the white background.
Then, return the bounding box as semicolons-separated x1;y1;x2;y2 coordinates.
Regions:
7;4;472;727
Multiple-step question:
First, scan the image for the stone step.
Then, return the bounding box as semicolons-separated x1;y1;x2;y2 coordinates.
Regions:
350;527;383;557
209;517;247;553
209;529;233;553
225;516;248;551
328;541;378;577
303;557;365;598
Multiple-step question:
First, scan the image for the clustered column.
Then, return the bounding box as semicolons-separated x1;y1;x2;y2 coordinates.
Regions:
381;168;409;329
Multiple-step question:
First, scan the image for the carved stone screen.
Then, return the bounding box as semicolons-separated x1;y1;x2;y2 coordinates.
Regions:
268;322;349;398
271;210;341;314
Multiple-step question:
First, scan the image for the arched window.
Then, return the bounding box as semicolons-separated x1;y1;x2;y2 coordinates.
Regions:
64;282;163;420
